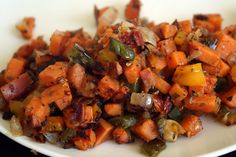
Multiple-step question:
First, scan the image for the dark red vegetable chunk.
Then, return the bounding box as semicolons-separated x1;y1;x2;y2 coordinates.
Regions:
0;73;33;101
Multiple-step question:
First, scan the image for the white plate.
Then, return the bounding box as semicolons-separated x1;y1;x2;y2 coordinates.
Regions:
0;0;236;156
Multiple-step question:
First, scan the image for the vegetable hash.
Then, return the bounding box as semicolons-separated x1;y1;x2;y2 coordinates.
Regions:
1;0;236;156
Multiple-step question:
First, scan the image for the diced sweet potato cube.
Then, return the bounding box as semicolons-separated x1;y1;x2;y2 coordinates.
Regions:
112;127;130;144
41;82;72;110
166;51;187;69
74;129;96;150
67;63;85;91
104;103;123;117
181;115;203;137
49;31;71;56
147;54;167;71
189;41;220;66
132;119;159;142
169;83;188;103
178;20;192;34
4;58;26;82
193;14;222;32
124;55;142;84
157;38;177;56
140;68;170;94
98;75;120;99
184;95;219;113
216;33;236;60
95;119;114;145
39;62;68;87
160;23;177;39
25;96;50;127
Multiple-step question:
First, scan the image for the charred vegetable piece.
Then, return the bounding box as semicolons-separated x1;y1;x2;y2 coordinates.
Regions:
74;129;96;150
215;77;229;92
157;118;185;142
130;92;153;110
109;38;135;61
0;94;7;110
2;111;14;120
49;103;63;116
142;139;166;157
59;128;77;144
68;44;94;68
222;86;236;108
215;105;236;126
112;127;134;144
92;103;102;121
41;117;64;132
109;115;137;129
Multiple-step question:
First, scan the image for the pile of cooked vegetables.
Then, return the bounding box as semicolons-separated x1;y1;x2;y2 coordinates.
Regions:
1;0;236;156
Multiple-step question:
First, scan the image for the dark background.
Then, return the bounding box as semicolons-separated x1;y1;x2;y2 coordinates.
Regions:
0;133;235;157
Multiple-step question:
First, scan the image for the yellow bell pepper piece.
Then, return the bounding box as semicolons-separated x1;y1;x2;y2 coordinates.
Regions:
173;63;206;86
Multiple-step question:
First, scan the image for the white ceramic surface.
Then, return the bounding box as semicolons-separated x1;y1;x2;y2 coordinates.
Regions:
0;0;236;156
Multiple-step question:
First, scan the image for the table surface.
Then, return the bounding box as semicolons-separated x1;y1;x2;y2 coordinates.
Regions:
0;133;235;157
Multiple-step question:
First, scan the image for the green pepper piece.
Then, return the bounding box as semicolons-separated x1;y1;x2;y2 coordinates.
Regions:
142;139;166;157
126;129;135;143
68;44;94;68
109;38;135;61
109;115;137;129
168;107;183;121
129;81;140;93
59;128;77;144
